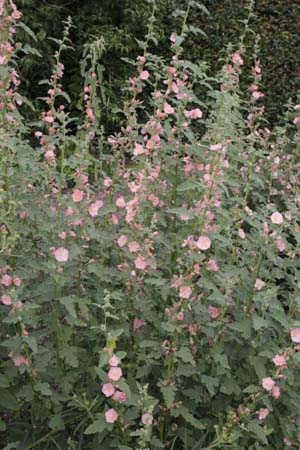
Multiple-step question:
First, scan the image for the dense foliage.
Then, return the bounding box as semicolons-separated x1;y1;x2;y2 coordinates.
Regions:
1;1;300;450
18;0;300;124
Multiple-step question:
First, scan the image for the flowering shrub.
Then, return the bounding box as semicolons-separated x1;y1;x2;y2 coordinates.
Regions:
1;1;300;449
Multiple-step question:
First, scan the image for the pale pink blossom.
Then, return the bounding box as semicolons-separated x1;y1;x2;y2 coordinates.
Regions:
72;189;84;203
103;177;112;187
270;211;283;225
88;200;104;217
112;390;126;403
208;305;220;319
276;238;286;252
117;235;128;247
133;318;145;331
177;312;184;321
105;408;118;424
109;355;120;367
254;278;265;291
53;247;69;262
179;286;192;299
59;232;67;240
207;259;219;272
262;377;275;391
284;437;292;446
196;236;211;250
238;228;246;239
210;143;222;151
272;354;286;367
128;241;140;252
141;413;153;426
102;383;115;397
140;70;150;80
116;196;126;208
134;143;147;156
1;294;12;305
291;328;300;343
134;255;148;270
65;206;74;216
108;367;122;381
13;355;30;367
272;386;281;399
258;408;269;420
164;102;174;115
232;52;243;67
1;274;12;286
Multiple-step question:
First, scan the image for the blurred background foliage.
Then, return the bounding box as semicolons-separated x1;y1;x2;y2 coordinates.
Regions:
17;0;300;126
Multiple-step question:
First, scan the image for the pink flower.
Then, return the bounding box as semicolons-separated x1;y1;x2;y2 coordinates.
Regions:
207;259;219;272
105;408;118;424
232;52;244;67
109;355;120;367
1;295;12;305
12;10;22;20
88;200;104;217
291;328;300;343
59;232;67;240
270;211;283;225
141;413;153;426
258;408;269;420
108;367;122;381
272;354;286;367
238;228;246;239
210;143;222;151
254;278;265;291
262;377;275;391
272;386;281;399
284;437;292;447
117;235;128;247
133;318;145;331
177;312;184;321
276;238;286;252
13;355;30;367
102;383;115;397
65;206;74;216
208;305;220;319
184;108;202;119
196;236;211;251
53;247;69;262
134;143;147;156
140;70;150;80
164;102;174;115
134;255;148;270
128;241;140;252
1;274;12;286
72;189;84;203
103;176;112;187
179;286;192;299
112;390;126;403
116;196;126;208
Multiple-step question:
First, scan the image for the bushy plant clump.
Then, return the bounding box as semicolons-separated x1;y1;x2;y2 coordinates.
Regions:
1;1;300;449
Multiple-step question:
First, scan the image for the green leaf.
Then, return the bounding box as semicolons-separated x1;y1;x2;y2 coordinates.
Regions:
161;386;175;409
49;414;65;430
34;382;52;397
171;406;205;429
247;420;268;444
175;346;195;365
84;418;106;435
201;375;219;396
0;418;6;431
0;388;19;411
0;374;9;388
252;315;269;331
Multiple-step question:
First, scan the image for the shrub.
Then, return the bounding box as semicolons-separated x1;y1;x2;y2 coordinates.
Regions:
1;2;300;449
